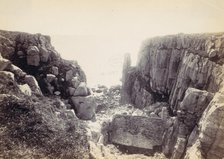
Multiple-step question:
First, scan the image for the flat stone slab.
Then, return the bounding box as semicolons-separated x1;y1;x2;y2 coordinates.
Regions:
109;115;165;152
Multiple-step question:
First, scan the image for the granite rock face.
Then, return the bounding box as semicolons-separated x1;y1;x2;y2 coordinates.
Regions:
0;30;95;120
0;30;86;97
121;33;224;159
0;30;90;158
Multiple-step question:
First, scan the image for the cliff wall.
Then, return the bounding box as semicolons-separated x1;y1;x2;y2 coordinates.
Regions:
122;33;224;159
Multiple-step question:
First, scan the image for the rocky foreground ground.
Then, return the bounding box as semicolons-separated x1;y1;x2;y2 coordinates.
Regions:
85;86;167;159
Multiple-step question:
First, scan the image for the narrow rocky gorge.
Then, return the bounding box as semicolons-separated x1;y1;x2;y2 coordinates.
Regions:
0;30;224;159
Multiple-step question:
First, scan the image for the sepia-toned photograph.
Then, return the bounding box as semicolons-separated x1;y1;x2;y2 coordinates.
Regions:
0;0;224;158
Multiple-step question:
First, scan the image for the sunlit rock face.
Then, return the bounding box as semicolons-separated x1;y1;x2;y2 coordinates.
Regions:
0;30;92;158
121;33;224;159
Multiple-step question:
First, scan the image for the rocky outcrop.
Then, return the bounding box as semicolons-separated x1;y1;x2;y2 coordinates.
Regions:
0;30;86;97
0;30;96;120
121;33;224;159
0;30;90;158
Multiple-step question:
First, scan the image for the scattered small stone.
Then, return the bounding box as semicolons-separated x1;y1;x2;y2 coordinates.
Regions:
54;91;61;96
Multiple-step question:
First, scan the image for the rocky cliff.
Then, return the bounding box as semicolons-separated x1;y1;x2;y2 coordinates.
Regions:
0;30;92;158
121;33;224;159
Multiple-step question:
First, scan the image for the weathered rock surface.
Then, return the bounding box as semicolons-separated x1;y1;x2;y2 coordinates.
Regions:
121;33;224;159
0;30;90;158
71;95;97;120
0;30;96;121
18;83;32;96
0;30;86;98
73;82;89;96
24;75;42;95
188;89;224;159
109;115;165;155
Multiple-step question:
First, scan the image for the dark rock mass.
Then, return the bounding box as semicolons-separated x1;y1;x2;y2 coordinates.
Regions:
0;30;90;158
121;33;224;159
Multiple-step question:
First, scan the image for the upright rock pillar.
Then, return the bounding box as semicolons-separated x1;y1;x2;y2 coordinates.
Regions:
121;53;131;104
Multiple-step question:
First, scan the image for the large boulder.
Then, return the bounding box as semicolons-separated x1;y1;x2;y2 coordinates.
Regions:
109;115;165;154
70;96;96;120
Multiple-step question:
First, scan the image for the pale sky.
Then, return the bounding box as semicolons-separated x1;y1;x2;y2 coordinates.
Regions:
1;0;224;86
